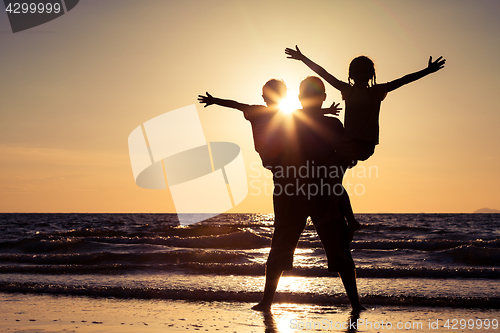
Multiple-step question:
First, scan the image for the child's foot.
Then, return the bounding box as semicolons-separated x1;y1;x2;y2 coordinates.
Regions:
348;219;361;242
252;302;272;312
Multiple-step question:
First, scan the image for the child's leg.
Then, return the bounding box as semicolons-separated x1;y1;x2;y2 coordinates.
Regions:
339;190;361;241
325;161;360;241
324;158;345;221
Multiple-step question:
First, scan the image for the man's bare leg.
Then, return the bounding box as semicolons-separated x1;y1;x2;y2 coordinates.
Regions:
338;269;365;313
252;267;283;312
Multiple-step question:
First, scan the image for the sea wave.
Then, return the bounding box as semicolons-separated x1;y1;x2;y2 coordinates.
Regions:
0;229;272;253
444;245;500;266
352;239;500;251
0;250;250;266
0;262;497;279
2;234;497;254
0;281;497;309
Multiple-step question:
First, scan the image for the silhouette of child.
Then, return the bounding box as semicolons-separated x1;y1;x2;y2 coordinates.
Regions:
285;46;446;239
198;79;341;169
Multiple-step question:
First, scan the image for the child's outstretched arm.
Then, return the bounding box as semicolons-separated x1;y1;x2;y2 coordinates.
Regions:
198;92;249;111
285;45;349;91
322;101;342;116
384;56;446;93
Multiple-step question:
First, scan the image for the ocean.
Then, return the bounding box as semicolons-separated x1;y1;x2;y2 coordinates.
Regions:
0;213;499;309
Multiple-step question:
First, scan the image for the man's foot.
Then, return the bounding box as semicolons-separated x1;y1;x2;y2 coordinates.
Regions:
348;219;361;242
351;303;366;314
251;302;272;312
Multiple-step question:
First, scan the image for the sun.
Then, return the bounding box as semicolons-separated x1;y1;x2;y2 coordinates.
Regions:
278;96;301;114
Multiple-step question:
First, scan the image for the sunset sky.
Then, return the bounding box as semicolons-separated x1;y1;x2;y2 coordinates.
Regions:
0;0;499;213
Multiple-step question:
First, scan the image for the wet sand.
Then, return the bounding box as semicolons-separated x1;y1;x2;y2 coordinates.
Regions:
1;292;498;332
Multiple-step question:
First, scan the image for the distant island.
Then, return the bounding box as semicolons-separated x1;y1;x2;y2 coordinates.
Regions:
473;208;500;213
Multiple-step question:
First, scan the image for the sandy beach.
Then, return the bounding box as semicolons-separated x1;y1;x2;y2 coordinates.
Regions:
1;292;498;333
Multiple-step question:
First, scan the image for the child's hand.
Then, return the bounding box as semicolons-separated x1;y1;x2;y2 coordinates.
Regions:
327;101;342;116
198;92;215;107
285;45;305;61
427;56;446;73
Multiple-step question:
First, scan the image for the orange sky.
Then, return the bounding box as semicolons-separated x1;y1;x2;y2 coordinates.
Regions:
0;0;499;213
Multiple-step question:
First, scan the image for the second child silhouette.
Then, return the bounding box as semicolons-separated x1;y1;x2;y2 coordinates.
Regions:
285;46;446;239
198;79;290;169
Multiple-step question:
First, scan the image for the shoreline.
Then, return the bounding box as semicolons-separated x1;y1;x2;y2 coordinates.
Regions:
1;292;498;333
1;275;499;309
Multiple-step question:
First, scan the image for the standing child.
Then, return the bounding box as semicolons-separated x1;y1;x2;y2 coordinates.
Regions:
285;46;446;238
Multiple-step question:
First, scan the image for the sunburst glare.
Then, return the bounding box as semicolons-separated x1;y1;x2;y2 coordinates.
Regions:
279;96;301;114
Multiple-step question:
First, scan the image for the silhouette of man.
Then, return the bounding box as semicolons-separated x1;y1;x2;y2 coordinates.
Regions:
199;77;363;312
252;76;364;313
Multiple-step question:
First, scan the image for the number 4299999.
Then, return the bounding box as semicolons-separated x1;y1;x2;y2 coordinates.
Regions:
443;319;498;330
5;2;62;14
